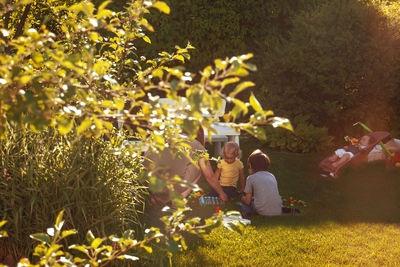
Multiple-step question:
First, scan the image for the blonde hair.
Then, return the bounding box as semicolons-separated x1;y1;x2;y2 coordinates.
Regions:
222;141;241;159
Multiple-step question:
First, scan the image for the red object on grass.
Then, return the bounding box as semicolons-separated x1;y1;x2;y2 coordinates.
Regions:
214;206;220;214
391;152;400;167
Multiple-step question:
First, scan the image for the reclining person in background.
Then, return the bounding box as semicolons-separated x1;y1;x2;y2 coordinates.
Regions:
368;138;400;162
327;135;376;176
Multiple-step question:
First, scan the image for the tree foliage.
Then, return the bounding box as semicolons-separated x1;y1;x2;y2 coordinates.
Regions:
141;0;400;140
0;0;291;263
263;0;400;136
0;0;289;139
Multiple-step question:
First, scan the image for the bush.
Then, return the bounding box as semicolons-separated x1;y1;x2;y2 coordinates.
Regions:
140;0;400;138
0;0;291;263
264;117;334;153
260;0;400;136
0;124;147;259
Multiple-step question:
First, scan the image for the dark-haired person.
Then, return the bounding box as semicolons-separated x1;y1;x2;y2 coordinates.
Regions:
240;149;282;217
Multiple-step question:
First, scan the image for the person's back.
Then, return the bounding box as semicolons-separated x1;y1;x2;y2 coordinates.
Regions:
241;149;282;216
245;171;282;216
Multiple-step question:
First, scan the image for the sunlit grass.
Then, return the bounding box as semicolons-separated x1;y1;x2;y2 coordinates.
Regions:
174;220;400;266
173;141;400;266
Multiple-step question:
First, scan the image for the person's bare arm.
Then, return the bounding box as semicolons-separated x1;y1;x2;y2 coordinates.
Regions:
214;168;222;181
199;158;228;201
241;192;252;205
180;174;202;198
239;168;245;193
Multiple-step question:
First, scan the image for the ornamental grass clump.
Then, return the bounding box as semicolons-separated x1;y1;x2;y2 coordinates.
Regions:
0;124;147;259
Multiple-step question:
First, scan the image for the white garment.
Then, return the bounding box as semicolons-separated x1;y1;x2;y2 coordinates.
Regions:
335;149;354;159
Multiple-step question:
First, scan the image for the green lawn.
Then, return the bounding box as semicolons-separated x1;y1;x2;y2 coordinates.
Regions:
171;141;400;266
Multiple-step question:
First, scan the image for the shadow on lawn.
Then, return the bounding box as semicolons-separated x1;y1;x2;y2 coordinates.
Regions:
315;162;400;223
191;149;400;228
253;161;400;227
144;152;400;266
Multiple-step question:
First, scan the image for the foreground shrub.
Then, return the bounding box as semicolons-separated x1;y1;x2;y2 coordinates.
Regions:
0;0;291;264
0;125;146;259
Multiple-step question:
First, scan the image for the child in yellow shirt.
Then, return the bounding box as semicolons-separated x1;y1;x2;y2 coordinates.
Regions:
210;142;245;199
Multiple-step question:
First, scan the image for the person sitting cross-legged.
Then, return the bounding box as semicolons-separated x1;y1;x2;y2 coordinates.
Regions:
209;141;245;199
240;149;282;217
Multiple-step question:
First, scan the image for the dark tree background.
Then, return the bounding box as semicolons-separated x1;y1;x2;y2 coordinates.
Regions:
129;0;400;142
81;0;400;149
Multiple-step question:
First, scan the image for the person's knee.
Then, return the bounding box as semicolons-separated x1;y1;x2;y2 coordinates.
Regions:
328;154;338;162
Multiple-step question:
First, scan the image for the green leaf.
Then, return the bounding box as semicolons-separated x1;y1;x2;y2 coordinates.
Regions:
89;32;101;42
101;100;114;108
97;0;112;17
152;69;163;79
228;67;249;77
0;231;7;238
141;245;153;253
221;77;240;88
229;81;255;98
249;93;263;113
166;239;179;254
77;117;92;134
243;63;257;71
214;59;227;70
91;238;104;249
243;126;267;141
55;210;64;229
225;221;245;234
114;97;125;111
226;211;241;217
69;245;90;256
86;230;95;244
152;1;170;14
182;119;198;136
149;176;166;192
32;52;43;65
180;238;188;250
175;55;185;62
58;117;74;135
170;190;186;208
202;65;213;78
61;230;77;239
123;230;135;239
30;233;51;244
239;53;254;61
232;99;248;115
142;35;151;43
270;117;293;131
